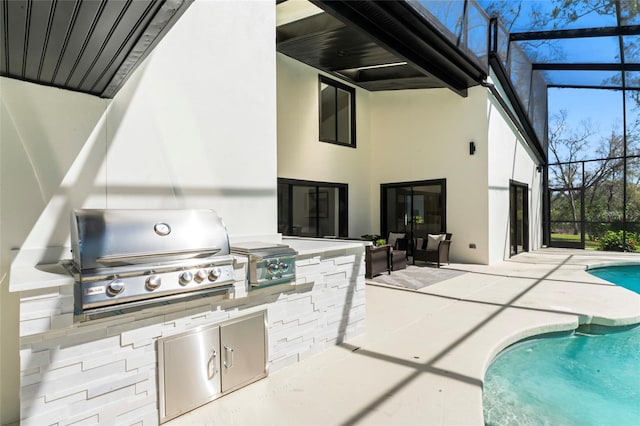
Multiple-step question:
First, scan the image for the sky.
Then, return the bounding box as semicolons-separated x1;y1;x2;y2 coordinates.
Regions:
548;87;624;160
424;0;633;163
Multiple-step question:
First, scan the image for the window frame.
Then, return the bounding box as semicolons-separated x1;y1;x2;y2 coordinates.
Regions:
318;75;356;147
278;178;349;238
510;180;529;256
380;178;448;237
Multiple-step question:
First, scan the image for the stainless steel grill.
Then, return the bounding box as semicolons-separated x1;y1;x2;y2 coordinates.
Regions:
68;209;235;319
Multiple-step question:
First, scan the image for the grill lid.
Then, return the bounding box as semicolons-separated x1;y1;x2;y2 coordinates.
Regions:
71;209;230;272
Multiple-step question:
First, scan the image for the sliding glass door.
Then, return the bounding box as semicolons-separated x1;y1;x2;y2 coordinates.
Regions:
381;180;446;252
510;181;529;256
278;178;348;238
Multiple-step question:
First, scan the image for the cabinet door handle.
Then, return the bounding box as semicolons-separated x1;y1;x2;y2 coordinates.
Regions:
224;345;234;369
207;348;218;379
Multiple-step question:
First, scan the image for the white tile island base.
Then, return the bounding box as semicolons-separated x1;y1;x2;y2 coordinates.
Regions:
11;238;366;425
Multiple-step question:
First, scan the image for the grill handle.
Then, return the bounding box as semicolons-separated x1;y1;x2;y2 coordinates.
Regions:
96;248;220;265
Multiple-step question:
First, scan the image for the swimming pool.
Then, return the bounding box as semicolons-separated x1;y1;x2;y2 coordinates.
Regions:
483;326;640;425
588;264;640;294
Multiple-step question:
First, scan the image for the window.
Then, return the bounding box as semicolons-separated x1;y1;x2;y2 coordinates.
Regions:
319;76;355;147
278;178;348;238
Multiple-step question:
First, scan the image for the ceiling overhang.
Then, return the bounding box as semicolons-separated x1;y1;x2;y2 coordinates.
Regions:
277;0;487;96
0;0;193;98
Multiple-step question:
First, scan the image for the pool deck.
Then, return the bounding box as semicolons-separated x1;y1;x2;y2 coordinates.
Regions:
167;248;640;425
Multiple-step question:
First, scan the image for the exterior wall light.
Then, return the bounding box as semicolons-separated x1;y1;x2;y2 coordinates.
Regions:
536;165;543;173
469;141;476;155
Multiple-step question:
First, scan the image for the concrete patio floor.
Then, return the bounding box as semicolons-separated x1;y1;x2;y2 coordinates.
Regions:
167;248;640;425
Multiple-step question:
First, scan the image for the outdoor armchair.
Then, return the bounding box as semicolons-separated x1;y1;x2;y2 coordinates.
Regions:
413;233;452;268
387;232;407;271
365;244;391;278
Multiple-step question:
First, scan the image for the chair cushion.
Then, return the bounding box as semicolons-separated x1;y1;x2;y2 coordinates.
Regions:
426;234;446;250
388;232;405;248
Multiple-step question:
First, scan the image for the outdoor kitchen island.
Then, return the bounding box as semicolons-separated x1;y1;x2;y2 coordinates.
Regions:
10;237;366;425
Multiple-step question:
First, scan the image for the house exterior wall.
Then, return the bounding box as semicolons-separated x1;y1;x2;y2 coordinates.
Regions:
276;54;543;265
486;78;544;264
369;87;490;264
0;1;276;423
277;53;491;263
276;54;374;238
0;80;109;425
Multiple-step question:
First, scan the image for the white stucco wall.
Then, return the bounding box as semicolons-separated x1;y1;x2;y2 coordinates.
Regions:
0;1;276;423
277;54;492;263
486;78;544;264
369;87;490;264
276;56;544;266
102;0;277;237
0;81;109;425
276;54;373;238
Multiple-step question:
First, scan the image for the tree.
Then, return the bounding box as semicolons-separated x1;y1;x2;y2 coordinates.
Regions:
482;0;618;32
481;0;640;247
547;109;629;237
548;110;594;234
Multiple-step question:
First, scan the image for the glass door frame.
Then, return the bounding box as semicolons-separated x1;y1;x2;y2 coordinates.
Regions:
277;178;348;238
509;180;529;256
380;179;447;255
547;186;585;249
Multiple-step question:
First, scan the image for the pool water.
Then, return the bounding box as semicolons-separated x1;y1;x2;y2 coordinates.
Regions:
483;326;640;426
588;265;640;294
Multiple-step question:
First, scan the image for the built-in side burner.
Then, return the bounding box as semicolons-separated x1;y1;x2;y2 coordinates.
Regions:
230;242;297;288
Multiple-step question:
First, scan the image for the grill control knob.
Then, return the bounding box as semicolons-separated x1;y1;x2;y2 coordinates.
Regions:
278;262;288;272
146;275;161;290
267;262;278;274
208;267;221;281
107;279;125;296
179;271;194;285
195;269;208;283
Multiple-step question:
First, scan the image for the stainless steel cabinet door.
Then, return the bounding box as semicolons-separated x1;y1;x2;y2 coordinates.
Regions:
220;312;267;392
158;324;221;422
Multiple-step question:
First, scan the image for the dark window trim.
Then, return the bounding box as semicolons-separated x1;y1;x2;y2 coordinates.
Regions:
509;180;530;256
279;177;349;188
318;75;356;148
277;177;349;237
380;178;447;237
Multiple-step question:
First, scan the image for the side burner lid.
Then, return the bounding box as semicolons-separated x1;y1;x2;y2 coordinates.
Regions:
230;242;297;258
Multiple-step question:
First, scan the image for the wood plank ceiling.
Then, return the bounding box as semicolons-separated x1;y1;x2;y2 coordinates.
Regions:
0;0;193;98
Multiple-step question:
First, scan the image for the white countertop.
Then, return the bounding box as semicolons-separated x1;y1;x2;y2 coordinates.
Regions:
9;247;75;292
283;237;367;255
